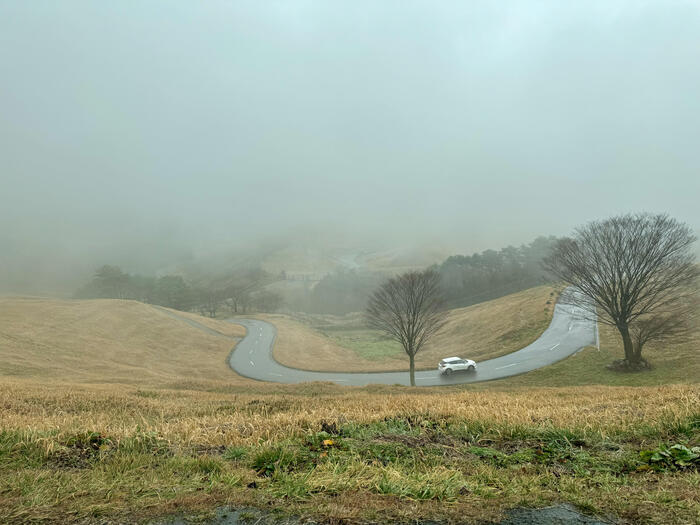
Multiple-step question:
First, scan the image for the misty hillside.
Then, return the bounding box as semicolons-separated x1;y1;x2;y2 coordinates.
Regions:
0;297;245;385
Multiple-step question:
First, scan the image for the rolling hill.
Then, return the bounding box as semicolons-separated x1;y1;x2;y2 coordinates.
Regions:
0;296;246;386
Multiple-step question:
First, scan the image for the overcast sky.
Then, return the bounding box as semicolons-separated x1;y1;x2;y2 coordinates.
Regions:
1;1;699;290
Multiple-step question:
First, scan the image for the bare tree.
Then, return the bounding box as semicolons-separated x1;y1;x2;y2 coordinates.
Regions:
223;284;250;314
366;269;448;385
543;213;698;369
197;287;224;318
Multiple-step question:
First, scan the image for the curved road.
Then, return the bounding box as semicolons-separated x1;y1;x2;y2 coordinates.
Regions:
223;289;596;386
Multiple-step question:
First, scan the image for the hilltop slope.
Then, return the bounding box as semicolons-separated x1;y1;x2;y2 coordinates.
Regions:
0;297;246;386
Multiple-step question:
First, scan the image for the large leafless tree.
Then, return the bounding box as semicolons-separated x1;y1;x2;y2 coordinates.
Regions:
544;213;698;368
366;269;448;385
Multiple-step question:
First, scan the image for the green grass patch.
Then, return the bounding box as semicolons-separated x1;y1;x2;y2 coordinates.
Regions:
322;328;404;361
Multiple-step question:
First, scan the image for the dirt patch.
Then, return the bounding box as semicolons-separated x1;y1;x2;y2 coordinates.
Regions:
48;432;112;469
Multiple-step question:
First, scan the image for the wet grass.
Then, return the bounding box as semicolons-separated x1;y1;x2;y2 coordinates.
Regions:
0;381;698;524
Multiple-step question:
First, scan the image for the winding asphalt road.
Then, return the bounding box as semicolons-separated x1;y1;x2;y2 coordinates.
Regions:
157;289;595;386
222;289;596;386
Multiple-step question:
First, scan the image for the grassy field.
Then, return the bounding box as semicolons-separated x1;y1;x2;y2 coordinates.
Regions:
0;380;698;524
1;292;698;523
269;285;559;372
0;297;246;386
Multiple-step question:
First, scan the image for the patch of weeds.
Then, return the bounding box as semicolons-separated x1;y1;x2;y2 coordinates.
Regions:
250;443;315;477
0;430;52;468
466;443;617;476
119;431;171;456
468;445;535;468
341;415;446;441
134;390;159;398
445;420;493;442
385;414;447;432
639;443;700;471
665;414;700;440
304;431;346;452
63;431;111;450
374;468;468;500
244;399;295;416
188;456;224;475
350;440;416;466
270;471;314;501
223;445;248;461
215;472;242;487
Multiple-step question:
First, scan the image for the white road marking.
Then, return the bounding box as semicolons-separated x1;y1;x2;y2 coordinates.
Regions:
269;373;283;377
495;363;518;370
249;360;255;367
550;343;560;350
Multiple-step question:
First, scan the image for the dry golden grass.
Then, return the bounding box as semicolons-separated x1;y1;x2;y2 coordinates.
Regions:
159;306;246;338
1;378;696;449
0;297;249;386
269;285;558;372
259;313;395;372
0;378;698;524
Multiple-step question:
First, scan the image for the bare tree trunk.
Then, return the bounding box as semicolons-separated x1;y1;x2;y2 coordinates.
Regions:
618;324;637;364
409;354;416;386
632;338;645;364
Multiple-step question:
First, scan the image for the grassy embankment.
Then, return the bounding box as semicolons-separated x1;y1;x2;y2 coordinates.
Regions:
0;294;698;524
268;285;560;372
0;297;246;385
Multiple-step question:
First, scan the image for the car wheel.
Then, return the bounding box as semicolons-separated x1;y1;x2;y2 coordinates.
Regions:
444;368;452;376
467;365;475;372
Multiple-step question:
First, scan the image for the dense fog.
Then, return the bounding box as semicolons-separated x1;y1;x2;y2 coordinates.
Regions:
1;1;699;295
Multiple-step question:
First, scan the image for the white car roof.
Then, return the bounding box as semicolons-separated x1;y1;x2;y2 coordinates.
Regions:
443;357;462;362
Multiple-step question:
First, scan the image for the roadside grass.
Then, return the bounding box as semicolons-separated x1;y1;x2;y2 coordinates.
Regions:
478;323;700;389
0;380;698;524
269;285;559;372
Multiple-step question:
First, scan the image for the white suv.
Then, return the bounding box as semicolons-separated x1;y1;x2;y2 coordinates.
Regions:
438;357;477;375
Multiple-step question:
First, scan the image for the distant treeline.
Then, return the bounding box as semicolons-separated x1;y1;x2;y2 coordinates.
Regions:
283;269;386;315
74;265;283;316
436;236;558;308
76;236;558;317
285;236;559;314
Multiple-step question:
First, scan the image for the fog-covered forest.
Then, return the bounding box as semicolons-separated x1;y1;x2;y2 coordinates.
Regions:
74;236;559;316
